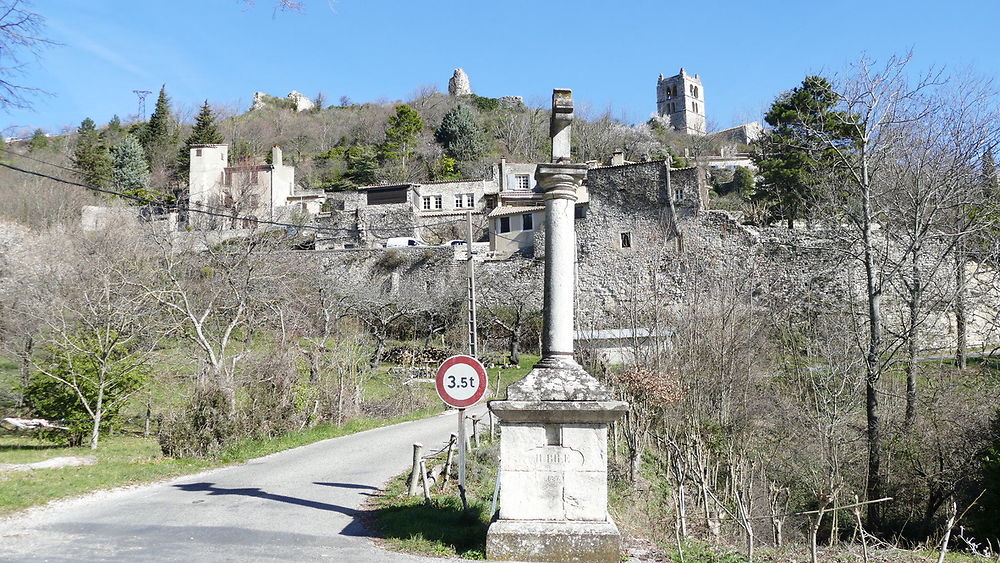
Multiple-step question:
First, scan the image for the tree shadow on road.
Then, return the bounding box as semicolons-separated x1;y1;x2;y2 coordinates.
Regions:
174;481;360;516
172;481;376;537
313;481;380;490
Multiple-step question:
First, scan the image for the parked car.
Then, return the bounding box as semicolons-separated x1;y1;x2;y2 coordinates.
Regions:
442;239;467;246
384;237;427;248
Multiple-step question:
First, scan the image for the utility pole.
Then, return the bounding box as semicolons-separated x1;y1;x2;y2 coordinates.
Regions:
132;90;152;121
466;210;478;358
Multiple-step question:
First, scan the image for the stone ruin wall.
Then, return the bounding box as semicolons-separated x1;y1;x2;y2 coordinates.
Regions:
302;168;995;357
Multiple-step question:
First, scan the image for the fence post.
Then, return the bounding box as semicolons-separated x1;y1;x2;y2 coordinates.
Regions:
407;443;423;496
443;433;457;487
419;459;431;504
471;415;480;448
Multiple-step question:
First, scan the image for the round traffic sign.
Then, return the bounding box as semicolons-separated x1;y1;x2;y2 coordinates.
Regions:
435;355;488;408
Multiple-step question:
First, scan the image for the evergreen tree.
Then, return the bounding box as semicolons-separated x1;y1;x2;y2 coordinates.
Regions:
143;86;171;151
107;115;122;133
139;86;180;191
345;145;379;185
751;76;855;228
380;104;423;168
175;100;224;180
72;118;112;189
435;104;487;160
111;135;152;201
28;128;48;152
102;114;125;147
732;166;755;197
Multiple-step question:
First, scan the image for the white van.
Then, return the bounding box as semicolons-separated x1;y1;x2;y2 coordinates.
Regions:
384;237;426;248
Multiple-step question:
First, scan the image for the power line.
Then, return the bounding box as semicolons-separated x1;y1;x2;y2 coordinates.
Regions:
0;153;470;237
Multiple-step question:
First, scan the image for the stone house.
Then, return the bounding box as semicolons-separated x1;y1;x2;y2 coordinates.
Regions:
492;160;706;260
318;160;540;249
487;159;590;258
187;144;323;229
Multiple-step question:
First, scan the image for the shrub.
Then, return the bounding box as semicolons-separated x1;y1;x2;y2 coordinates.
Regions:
470;95;500;113
158;386;236;458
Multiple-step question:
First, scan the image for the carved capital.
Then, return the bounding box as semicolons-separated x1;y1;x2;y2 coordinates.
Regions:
535;163;587;202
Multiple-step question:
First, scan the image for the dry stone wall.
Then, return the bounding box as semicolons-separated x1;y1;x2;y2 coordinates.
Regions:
304;157;993;357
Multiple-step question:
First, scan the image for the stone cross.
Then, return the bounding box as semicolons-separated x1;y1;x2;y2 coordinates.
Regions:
550;88;574;162
486;89;627;562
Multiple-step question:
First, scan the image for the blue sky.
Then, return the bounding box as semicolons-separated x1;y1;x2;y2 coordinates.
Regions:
5;0;1000;136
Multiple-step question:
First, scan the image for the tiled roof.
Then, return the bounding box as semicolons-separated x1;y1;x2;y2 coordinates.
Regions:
417;178;488;185
487;205;544;219
356;183;416;191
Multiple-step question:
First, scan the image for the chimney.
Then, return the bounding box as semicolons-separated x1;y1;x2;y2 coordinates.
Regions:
271;145;283;167
611;150;625;166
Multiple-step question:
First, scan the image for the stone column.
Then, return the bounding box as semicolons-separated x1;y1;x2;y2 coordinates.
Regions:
536;163;586;366
486;89;627;563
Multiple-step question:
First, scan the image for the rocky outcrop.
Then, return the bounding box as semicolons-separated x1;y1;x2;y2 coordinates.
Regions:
250;90;315;112
448;68;472;96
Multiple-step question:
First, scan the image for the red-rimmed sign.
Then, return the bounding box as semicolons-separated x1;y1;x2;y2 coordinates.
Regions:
435;355;488;408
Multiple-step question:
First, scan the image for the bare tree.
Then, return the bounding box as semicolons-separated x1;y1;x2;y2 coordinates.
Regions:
0;0;53;110
140;228;290;408
808;53;946;524
10;223;161;448
479;258;541;365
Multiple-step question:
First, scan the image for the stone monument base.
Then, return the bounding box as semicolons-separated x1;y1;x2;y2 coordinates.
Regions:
486;518;621;562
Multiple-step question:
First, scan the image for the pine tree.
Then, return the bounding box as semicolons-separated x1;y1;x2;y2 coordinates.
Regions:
175;100;224;180
28;129;48;152
143;86;170;149
380;104;423;169
345;145;379;185
112;135;152;201
435;104;487;161
72;118;112;188
751;76;856;228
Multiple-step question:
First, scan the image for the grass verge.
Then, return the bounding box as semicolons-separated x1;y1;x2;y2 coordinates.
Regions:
0;355;536;518
369;438;498;559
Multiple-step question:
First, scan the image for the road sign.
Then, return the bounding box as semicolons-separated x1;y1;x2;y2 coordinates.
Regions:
435;355;488;408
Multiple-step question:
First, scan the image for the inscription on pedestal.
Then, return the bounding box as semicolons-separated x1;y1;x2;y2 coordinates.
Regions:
528;445;584;471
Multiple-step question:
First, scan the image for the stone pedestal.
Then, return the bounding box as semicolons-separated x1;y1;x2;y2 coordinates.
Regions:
486;360;627;562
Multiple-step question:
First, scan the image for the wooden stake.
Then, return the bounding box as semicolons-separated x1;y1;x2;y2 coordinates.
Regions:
407;443;423;496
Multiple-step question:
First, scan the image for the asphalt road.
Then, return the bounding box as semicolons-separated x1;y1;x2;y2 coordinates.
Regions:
0;406;489;562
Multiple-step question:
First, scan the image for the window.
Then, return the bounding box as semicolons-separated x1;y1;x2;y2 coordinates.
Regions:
498;216;511;233
620;232;632;249
434;195;442;210
422;196;433;210
675;187;685;200
455;193;474;208
423;195;442;210
195;148;202;157
466;193;475;208
522;213;533;231
455;194;465;208
515;174;530;191
693;102;699;113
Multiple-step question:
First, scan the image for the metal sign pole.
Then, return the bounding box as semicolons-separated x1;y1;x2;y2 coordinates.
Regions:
457;407;468;510
466;210;478;358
